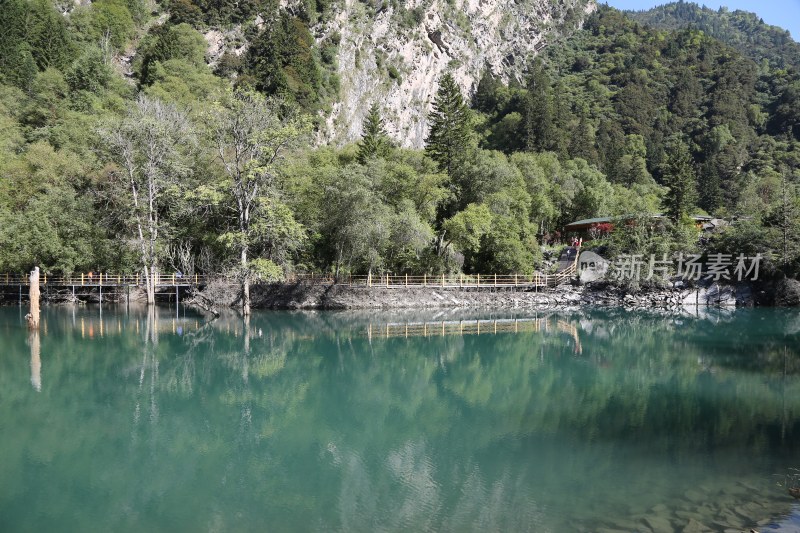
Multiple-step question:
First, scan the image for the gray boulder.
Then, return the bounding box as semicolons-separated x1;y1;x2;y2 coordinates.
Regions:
775;278;800;307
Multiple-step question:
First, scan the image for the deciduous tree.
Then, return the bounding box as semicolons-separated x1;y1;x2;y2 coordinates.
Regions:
205;89;309;315
102;95;195;304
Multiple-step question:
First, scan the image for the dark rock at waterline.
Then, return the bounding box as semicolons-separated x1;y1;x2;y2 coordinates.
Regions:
774;278;800;307
179;276;800;312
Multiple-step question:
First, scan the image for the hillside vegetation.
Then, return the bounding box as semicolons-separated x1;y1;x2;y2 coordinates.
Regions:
625;0;800;69
0;0;798;300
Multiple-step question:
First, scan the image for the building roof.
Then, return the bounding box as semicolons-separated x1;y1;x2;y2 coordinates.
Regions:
564;214;714;231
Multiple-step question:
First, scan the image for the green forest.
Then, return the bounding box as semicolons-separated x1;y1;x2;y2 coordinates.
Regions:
1;0;799;289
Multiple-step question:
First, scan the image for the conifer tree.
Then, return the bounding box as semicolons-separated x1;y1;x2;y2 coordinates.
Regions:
698;161;722;214
425;73;471;179
569;104;598;163
0;0;36;88
27;0;75;71
357;103;390;164
524;58;554;152
764;169;800;269
662;140;698;221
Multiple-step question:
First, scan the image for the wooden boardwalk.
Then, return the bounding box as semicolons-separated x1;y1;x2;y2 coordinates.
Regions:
0;247;580;292
286;260;578;289
0;272;203;288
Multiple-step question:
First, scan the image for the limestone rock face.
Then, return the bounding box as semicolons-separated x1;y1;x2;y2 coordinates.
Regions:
317;0;595;148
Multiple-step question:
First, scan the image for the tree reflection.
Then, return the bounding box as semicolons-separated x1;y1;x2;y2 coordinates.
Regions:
2;307;800;531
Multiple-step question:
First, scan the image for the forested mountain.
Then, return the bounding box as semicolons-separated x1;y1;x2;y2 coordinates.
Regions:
0;0;799;299
476;7;800;211
625;1;800;69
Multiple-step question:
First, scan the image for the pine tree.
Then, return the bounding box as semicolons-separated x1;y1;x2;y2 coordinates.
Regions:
357;103;390;164
698;160;722;214
524;58;554;152
662;140;698;221
764;170;800;269
27;0;75;71
569;104;598;163
0;0;36;89
425;73;471;179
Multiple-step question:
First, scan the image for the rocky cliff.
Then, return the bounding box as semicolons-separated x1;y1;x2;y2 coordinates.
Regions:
315;0;595;147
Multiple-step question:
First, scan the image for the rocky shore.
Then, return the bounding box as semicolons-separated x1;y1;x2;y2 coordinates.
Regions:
197;277;800;311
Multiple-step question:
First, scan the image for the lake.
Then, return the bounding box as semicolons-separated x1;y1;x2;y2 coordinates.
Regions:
1;304;800;532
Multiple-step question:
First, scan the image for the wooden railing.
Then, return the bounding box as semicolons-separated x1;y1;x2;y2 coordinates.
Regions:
0;272;205;286
0;258;579;290
364;317;582;352
286;264;577;289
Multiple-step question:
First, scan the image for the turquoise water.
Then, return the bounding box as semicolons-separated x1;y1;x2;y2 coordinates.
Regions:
2;305;800;532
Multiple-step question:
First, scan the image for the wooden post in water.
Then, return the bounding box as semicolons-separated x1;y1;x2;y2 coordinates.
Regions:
26;267;40;330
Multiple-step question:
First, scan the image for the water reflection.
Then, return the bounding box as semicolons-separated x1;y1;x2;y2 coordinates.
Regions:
2;306;800;532
29;329;40;392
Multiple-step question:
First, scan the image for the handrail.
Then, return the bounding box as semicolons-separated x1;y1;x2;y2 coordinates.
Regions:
0;261;579;290
0;273;206;286
285;268;576;288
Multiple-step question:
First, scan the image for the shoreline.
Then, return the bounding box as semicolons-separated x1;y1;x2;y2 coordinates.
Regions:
237;279;770;311
4;277;795;312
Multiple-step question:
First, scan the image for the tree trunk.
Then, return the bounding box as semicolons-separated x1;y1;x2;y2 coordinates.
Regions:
26;267;40;330
241;246;250;316
144;265;156;305
334;245;343;282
